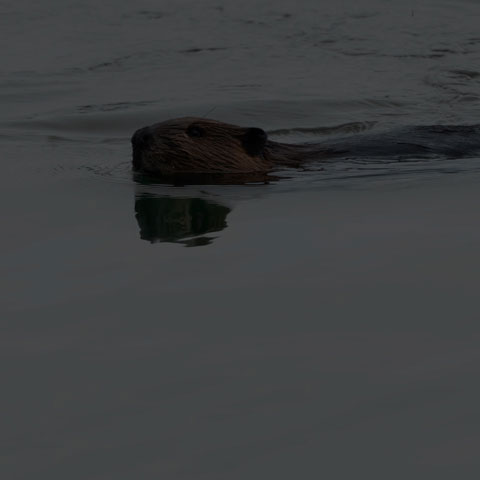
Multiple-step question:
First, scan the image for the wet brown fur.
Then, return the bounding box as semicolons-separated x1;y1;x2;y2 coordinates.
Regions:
131;117;324;175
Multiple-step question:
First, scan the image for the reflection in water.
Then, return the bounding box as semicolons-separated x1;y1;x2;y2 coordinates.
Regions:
134;195;231;247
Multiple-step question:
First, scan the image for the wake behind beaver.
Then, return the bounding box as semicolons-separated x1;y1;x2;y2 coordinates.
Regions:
131;118;480;180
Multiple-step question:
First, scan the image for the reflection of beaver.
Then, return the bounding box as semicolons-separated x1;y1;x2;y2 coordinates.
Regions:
135;195;230;246
132;117;480;176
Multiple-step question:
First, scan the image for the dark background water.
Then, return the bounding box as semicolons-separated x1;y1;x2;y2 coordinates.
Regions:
2;0;480;478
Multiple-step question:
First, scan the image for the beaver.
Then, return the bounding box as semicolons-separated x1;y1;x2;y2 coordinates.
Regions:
131;117;480;176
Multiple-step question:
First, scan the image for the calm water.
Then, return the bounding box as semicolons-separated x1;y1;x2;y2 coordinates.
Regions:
2;0;480;478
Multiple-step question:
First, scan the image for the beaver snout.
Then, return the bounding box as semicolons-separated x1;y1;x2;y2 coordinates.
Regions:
131;127;153;171
131;126;153;149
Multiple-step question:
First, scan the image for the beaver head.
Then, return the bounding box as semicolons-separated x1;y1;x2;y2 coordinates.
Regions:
131;117;272;175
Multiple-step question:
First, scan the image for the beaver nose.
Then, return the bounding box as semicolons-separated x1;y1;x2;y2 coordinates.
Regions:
131;127;153;149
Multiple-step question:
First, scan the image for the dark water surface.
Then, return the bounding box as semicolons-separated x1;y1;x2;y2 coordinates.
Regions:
2;0;480;478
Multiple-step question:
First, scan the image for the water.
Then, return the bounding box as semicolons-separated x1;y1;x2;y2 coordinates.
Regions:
2;0;480;478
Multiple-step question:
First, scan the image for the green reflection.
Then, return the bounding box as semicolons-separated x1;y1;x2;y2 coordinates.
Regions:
134;196;231;247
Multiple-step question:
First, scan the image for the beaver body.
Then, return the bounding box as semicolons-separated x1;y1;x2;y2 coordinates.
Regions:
131;117;480;176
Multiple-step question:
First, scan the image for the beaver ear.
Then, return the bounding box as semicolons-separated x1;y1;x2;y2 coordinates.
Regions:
242;128;267;156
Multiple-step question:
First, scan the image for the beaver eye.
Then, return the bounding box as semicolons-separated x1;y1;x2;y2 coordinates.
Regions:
186;124;205;138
